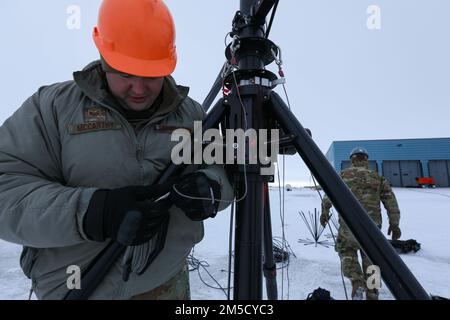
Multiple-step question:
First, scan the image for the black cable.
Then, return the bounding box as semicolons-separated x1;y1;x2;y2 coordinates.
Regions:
227;188;236;300
187;250;230;298
276;161;286;299
224;32;232;47
283;156;291;299
272;237;296;270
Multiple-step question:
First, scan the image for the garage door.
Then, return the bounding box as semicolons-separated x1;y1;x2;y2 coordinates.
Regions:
382;160;423;187
382;161;402;187
399;160;422;187
341;160;378;172
429;160;450;187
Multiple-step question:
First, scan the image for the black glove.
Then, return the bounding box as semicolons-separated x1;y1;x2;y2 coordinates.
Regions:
170;172;221;221
84;185;172;246
388;225;401;240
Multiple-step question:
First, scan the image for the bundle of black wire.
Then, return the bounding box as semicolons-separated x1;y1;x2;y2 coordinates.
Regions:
272;237;296;268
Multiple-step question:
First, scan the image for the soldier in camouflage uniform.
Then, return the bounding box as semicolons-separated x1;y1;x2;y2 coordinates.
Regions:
320;147;401;300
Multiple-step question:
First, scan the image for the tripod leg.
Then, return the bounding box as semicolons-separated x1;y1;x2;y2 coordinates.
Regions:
234;174;264;300
263;183;278;300
64;211;144;300
202;63;228;112
269;92;429;300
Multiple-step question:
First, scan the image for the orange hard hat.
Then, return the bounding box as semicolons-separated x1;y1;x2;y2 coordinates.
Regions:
93;0;177;77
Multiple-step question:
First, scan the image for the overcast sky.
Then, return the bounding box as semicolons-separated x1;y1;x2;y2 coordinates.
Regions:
1;0;449;183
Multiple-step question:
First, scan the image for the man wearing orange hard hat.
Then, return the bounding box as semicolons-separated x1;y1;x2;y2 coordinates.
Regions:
0;0;232;300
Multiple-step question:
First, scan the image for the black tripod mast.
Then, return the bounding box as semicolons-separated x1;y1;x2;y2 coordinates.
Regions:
223;0;430;300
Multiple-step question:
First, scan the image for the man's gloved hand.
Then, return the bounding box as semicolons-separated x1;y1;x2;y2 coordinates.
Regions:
320;212;330;227
388;225;401;240
84;185;172;246
170;172;221;221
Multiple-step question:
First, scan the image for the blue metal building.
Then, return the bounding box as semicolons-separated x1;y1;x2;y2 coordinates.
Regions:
325;138;450;187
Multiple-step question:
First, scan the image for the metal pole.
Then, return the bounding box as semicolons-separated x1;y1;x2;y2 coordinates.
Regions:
240;0;255;15
226;84;269;300
263;183;278;300
202;63;227;112
234;176;264;299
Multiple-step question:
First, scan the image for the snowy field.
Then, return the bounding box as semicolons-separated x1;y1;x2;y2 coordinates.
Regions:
1;187;449;300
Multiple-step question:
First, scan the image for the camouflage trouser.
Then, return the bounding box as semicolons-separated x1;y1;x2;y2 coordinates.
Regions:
336;230;379;300
131;263;191;300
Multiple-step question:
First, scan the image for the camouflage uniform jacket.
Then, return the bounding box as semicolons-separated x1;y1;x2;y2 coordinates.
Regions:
322;160;400;240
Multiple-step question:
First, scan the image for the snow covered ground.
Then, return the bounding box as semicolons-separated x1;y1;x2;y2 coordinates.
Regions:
1;187;449;300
